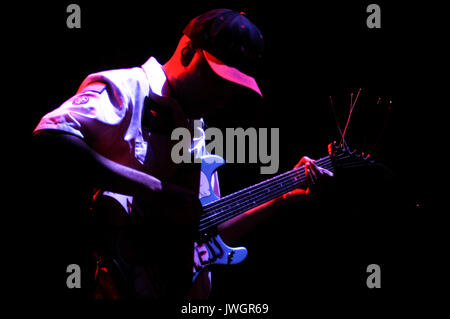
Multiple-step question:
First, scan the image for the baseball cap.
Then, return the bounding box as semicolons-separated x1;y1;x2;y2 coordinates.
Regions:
183;9;264;97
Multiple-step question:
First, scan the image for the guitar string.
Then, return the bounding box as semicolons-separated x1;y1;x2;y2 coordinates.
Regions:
200;157;337;219
199;161;333;229
202;158;333;216
198;155;365;230
201;155;336;213
198;153;358;229
199;184;305;231
203;165;332;222
198;174;320;231
198;173;321;231
198;161;336;230
199;154;347;216
201;155;329;213
198;158;369;231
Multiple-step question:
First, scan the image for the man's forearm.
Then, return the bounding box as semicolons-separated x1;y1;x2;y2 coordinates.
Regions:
34;131;163;200
34;131;202;225
218;188;310;244
218;197;284;245
96;151;163;198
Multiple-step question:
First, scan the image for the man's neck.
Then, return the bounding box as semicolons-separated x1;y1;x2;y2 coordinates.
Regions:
161;63;176;98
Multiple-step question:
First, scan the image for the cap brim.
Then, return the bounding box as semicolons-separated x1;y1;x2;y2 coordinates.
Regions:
203;50;262;97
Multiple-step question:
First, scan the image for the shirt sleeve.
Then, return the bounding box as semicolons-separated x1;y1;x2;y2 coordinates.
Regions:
33;81;131;153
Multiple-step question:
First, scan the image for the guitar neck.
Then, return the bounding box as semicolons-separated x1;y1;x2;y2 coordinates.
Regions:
198;156;334;233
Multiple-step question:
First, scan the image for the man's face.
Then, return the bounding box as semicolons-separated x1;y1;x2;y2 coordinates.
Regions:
178;50;240;118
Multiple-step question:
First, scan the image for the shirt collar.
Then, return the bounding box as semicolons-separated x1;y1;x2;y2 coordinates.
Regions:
141;57;206;133
141;57;176;102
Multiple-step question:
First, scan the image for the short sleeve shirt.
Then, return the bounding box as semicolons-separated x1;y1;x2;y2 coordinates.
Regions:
34;57;220;298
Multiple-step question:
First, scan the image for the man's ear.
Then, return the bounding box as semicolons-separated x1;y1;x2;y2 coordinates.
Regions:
181;42;195;67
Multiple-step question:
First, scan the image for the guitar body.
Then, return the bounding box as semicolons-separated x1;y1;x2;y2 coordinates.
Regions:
194;154;248;282
91;153;248;298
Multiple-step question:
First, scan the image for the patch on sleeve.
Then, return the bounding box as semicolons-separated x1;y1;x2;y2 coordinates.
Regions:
72;95;90;105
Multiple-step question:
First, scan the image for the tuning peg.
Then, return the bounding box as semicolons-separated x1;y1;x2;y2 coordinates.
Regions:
328;141;339;156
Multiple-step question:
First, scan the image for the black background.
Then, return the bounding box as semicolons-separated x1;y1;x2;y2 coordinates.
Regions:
11;0;447;316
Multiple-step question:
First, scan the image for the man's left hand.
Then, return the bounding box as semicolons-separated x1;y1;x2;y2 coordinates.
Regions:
282;156;334;203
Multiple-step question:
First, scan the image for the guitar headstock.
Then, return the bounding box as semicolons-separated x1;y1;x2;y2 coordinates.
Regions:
328;141;374;170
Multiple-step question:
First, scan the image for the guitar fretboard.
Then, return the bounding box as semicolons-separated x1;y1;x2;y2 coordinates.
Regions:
198;156;334;232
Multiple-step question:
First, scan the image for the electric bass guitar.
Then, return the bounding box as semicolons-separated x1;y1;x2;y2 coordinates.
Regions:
192;141;374;281
92;142;376;296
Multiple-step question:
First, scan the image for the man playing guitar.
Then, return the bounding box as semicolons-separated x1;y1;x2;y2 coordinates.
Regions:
33;9;332;299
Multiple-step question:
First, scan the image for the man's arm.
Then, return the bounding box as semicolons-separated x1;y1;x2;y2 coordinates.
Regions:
34;131;162;196
218;197;287;244
33;130;200;224
218;158;333;244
